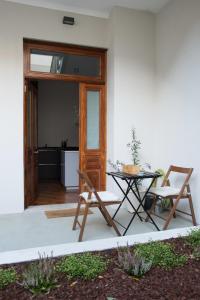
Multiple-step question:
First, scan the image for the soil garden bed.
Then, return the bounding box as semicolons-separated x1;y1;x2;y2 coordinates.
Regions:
1;230;200;300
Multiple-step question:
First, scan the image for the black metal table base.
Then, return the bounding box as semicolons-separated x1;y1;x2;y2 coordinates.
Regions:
114;210;159;232
108;173;160;235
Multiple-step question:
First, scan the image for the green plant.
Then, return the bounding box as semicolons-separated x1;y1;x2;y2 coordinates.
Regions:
127;128;141;166
152;168;171;210
22;252;57;294
117;244;152;278
108;127;143;170
185;229;200;248
56;253;107;280
160;198;171;210
0;268;16;289
192;246;200;259
152;169;165;187
135;241;187;269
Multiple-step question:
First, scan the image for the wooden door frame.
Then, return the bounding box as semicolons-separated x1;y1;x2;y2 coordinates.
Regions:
24;38;106;83
23;39;107;208
24;78;29;208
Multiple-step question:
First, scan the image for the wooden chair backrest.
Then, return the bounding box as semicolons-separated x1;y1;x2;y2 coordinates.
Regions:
161;165;193;196
78;170;104;204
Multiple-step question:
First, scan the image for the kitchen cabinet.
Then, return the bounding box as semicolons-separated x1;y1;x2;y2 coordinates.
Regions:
38;148;60;180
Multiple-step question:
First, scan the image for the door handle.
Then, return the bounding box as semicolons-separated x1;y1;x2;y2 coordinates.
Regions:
34;150;39;154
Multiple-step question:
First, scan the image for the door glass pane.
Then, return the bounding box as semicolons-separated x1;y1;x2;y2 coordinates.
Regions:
30;49;100;77
87;91;100;149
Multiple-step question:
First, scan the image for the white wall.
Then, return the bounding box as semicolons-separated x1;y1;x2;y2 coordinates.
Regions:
107;7;156;194
156;0;200;222
38;81;79;147
0;0;108;214
106;6;157;210
0;0;156;214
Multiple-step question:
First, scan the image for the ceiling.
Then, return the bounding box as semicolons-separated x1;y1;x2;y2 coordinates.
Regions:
5;0;171;18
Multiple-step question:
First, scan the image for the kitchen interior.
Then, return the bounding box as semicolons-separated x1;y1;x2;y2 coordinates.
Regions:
36;80;79;204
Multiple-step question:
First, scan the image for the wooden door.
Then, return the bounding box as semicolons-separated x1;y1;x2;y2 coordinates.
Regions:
24;80;38;207
30;82;38;201
79;83;106;191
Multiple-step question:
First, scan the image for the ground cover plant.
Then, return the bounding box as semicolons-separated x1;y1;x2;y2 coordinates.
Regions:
1;230;200;299
0;268;16;289
135;241;187;269
185;228;200;248
184;229;200;260
56;252;107;279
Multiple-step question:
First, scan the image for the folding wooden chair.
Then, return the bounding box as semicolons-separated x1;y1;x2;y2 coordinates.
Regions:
72;170;122;242
147;165;196;230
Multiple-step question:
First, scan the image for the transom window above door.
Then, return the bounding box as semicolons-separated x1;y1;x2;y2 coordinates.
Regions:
30;49;100;77
24;39;106;83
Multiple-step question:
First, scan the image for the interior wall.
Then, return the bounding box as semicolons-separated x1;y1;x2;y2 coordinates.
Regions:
38;81;79;147
156;0;200;222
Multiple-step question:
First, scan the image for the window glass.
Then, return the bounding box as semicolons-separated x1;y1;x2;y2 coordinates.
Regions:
86;91;100;149
30;49;100;77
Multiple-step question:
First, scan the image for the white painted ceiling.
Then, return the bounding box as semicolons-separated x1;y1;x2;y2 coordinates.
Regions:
5;0;171;18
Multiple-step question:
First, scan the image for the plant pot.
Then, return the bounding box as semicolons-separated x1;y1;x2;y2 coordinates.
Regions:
122;165;140;175
144;195;154;211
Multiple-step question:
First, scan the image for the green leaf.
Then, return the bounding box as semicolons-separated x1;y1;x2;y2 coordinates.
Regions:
0;268;16;289
56;253;107;280
135;241;187;269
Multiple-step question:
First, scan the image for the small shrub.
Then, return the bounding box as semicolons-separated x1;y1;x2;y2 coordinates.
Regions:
117;245;152;278
135;241;187;269
0;268;16;289
191;245;200;259
56;253;107;280
22;252;57;294
185;229;200;248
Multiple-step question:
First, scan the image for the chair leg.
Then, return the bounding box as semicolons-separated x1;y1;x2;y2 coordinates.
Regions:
72;197;82;230
163;197;180;230
170;198;176;218
99;206;112;226
188;195;197;226
99;204;121;236
78;203;89;242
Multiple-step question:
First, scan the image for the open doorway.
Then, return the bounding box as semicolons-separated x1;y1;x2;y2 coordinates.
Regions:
24;39;107;208
26;79;80;206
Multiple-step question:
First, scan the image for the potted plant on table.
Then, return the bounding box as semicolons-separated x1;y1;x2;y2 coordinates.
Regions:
108;128;144;213
108;128;142;174
124;128;141;174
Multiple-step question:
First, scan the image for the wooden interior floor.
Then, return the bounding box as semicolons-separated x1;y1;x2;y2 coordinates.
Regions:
34;180;79;205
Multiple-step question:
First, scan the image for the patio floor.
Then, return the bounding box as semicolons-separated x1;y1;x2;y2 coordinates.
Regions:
0;203;192;253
